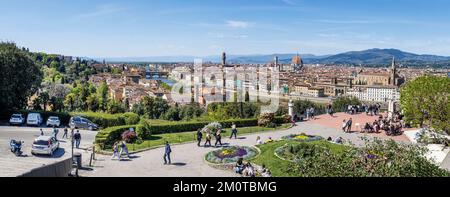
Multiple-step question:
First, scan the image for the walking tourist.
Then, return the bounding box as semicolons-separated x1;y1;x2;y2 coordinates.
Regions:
62;126;68;139
230;122;238;139
214;129;223;147
342;120;347;132
73;130;81;149
119;140;130;160
310;107;315;120
204;130;212;147
196;129;203;147
163;141;172;165
346;118;353;133
52;126;59;140
111;142;119;160
40;128;44;136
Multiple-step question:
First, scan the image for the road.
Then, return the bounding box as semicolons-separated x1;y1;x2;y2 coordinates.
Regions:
0;126;97;177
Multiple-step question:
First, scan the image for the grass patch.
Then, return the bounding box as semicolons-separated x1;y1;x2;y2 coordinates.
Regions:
125;124;290;152
251;140;349;177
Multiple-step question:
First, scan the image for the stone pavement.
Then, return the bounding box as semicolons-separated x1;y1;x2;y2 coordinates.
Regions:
82;114;408;177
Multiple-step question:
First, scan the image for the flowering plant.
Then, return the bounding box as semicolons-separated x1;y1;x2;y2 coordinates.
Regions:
205;146;259;164
282;134;323;142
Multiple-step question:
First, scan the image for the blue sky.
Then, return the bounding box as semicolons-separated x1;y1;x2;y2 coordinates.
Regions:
1;0;449;57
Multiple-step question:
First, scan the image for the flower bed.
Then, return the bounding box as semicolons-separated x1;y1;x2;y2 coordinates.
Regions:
281;133;323;142
205;146;259;164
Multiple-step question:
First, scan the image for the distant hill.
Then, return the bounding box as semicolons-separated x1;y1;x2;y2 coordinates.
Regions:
306;49;450;66
100;49;450;67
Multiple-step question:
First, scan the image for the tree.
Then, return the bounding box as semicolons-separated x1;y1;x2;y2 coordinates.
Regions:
0;42;42;114
163;106;181;121
332;96;361;112
38;92;50;111
97;81;109;111
401;76;450;134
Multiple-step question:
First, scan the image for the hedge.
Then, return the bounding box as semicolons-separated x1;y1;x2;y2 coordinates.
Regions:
70;112;140;128
137;118;259;139
95;125;138;149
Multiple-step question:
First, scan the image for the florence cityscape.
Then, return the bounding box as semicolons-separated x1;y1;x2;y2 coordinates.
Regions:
0;0;449;190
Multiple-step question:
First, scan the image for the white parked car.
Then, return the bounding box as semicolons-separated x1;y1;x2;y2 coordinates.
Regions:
9;114;25;126
46;116;61;127
31;136;60;156
27;113;43;127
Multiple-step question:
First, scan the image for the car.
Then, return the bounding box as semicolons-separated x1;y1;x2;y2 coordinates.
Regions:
9;114;25;126
31;136;60;156
69;116;99;131
27;113;43;127
46;116;61;127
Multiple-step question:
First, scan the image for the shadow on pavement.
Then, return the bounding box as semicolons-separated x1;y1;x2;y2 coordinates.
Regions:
33;148;66;158
170;162;187;166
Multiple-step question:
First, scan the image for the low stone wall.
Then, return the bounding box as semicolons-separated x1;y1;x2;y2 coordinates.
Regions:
19;158;72;177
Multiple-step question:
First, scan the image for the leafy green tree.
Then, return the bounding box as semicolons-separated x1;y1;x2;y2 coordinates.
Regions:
401;76;450;134
0;42;42;114
332;96;361;112
97;81;109;111
163;106;181;121
38;92;50;111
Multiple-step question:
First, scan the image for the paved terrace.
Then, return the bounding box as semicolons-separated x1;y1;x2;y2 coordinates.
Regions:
82;113;415;177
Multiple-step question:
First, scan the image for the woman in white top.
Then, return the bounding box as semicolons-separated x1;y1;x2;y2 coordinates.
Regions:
256;136;263;145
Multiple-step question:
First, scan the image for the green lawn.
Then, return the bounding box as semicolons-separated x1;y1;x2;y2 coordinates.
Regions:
252;140;349;177
126;124;290;152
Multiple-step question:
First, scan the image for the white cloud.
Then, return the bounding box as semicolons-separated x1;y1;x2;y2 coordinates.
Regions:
226;20;250;28
281;0;297;6
77;4;125;18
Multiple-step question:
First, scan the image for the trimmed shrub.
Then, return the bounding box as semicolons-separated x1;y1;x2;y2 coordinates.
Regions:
71;112;140;128
95;125;137;149
137;118;259;139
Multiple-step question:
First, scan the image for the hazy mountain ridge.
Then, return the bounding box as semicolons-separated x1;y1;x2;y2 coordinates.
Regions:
100;49;450;67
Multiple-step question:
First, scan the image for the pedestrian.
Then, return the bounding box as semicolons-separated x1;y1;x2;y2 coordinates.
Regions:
310;107;315;120
52;126;59;140
111;142;119;160
204;130;212;147
62;126;68;139
73;130;81;149
230;122;238;139
119;140;130;160
40;128;44;136
342;120;347;133
215;129;223;147
196;129;203;147
347;118;353;133
306;108;310;120
163;141;172;165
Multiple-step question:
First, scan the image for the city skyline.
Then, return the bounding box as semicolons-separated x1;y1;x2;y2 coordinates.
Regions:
1;0;450;57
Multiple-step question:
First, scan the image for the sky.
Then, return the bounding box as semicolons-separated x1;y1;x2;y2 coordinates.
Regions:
1;0;450;57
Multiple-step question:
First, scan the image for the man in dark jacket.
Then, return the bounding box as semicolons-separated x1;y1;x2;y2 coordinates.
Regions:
164;141;172;165
196;129;203;147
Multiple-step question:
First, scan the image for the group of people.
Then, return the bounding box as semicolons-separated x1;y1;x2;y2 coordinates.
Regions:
196;123;239;148
235;158;272;177
111;140;131;161
306;107;316;120
342;118;353;133
361;114;404;136
39;126;82;148
345;104;381;116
